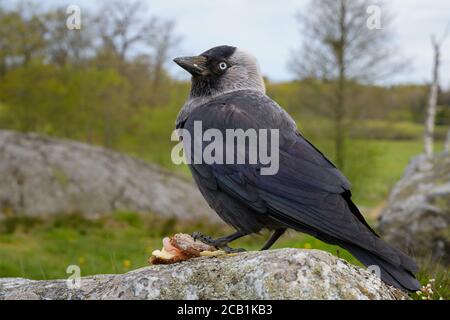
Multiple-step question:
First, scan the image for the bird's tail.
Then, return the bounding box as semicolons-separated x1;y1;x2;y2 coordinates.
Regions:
340;241;421;292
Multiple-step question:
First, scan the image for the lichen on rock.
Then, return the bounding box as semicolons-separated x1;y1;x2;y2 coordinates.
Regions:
0;249;409;300
378;152;450;265
0;130;216;222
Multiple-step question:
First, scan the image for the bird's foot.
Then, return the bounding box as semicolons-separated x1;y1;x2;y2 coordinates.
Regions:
191;232;247;254
192;232;216;245
221;246;247;254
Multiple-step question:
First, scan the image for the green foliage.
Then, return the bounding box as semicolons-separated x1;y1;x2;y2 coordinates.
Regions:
351;119;448;141
115;82;190;173
0;64;130;146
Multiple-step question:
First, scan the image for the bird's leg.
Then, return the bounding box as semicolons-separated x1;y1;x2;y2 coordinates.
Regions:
192;230;247;253
260;228;286;250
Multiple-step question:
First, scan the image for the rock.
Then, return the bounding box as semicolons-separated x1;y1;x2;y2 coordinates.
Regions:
0;130;216;221
0;249;408;300
378;152;450;265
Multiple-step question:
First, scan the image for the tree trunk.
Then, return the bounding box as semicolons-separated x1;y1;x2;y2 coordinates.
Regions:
335;76;346;169
424;39;440;158
334;0;347;169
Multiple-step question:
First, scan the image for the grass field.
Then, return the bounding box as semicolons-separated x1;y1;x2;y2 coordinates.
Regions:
0;212;360;280
0;212;448;299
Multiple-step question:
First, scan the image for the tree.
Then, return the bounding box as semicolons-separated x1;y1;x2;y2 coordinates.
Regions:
94;0;179;106
0;0;181;154
0;2;46;71
424;23;449;157
44;8;94;66
291;0;404;169
148;20;180;92
97;0;158;61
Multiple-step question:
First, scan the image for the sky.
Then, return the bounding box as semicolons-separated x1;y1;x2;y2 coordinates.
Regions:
9;0;450;87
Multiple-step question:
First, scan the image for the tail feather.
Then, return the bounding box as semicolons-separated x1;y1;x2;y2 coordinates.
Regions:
342;242;421;292
268;207;421;292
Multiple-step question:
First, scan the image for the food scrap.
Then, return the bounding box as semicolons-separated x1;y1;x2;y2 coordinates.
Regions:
149;233;226;265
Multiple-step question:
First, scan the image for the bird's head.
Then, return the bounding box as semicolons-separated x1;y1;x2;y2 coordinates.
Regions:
173;45;265;99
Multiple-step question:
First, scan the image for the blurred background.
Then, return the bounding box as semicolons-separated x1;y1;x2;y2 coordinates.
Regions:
0;0;448;299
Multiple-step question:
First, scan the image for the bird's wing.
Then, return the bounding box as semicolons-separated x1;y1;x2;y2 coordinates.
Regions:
181;90;407;267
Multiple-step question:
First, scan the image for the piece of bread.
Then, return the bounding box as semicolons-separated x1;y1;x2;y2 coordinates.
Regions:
149;233;225;265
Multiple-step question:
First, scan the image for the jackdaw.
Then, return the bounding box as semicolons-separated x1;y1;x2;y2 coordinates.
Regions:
173;45;420;292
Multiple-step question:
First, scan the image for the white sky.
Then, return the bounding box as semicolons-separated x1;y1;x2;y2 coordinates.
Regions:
8;0;450;87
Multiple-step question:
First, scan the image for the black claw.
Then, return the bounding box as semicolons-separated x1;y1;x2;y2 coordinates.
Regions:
191;231;247;254
192;232;216;245
222;246;247;254
191;231;202;241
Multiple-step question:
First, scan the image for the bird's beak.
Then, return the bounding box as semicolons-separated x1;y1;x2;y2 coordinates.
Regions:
173;56;209;76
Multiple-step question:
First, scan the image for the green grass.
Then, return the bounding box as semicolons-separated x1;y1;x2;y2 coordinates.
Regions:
346;139;443;207
0;213;447;300
0;213;358;280
410;259;449;300
351;119;449;141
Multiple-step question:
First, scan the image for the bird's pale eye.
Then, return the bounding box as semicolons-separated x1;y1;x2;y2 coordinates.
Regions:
218;62;228;71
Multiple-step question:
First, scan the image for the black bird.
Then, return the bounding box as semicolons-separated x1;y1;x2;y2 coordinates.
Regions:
173;45;420;292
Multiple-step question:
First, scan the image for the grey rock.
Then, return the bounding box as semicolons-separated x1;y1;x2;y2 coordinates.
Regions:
0;249;409;300
378;152;450;264
0;130;216;221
